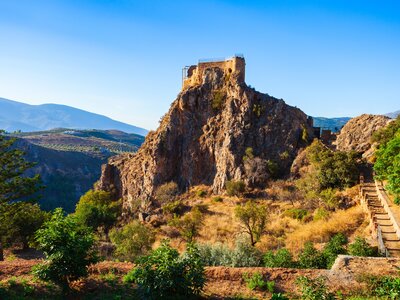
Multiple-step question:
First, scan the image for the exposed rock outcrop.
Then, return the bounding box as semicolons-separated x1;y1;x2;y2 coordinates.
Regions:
98;60;313;213
335;114;391;158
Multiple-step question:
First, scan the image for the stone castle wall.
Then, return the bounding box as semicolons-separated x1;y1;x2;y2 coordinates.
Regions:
183;56;245;89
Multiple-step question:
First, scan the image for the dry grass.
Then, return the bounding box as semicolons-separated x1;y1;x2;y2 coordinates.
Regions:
151;184;369;255
285;205;365;254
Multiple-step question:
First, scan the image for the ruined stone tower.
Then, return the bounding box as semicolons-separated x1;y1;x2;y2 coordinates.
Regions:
182;55;245;89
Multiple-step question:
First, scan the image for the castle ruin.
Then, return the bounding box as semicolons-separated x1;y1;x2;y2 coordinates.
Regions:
182;55;245;89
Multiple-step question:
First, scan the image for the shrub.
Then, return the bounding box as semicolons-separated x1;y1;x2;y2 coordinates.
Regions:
271;293;289;300
318;151;359;190
366;275;400;299
348;237;379;257
243;272;274;292
313;208;330;221
196;190;207;197
198;243;233;266
235;201;268;246
322;233;348;268
211;90;225;110
109;220;155;262
155;182;179;204
243;147;254;162
319;188;340;210
283;208;309;221
198;236;262;267
124;241;205;299
296;276;335;300
226;180;245;196
168;207;203;242
162;200;185;215
32;208;98;288
298;242;326;269
74;189;121;235
212;196;223;203
263;248;295;268
230;236;263;267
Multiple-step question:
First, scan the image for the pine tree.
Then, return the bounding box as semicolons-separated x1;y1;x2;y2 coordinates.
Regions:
0;131;42;260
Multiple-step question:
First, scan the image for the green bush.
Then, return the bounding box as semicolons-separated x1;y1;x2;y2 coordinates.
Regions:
296;276;335;300
348;237;379;257
298;242;326;269
243;272;274;292
168;207;203;242
74;189;121;234
155;182;179;204
198;237;262;267
226;180;246;196
366;275;400;299
313;208;330;221
109;220;155;262
319;188;340;209
263;248;295;268
212;196;223;203
283;208;308;221
32;208;98;288
271;293;289;300
322;233;348;268
124;241;205;300
211;90;225;110
162;200;185;215
230;237;263;267
196;190;207;197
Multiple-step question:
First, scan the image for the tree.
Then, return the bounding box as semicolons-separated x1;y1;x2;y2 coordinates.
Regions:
234;201;268;246
374;134;400;202
0;202;49;250
32;208;98;289
124;241;206;299
109;220;155;262
169;207;203;242
0;132;42;260
74;189;121;237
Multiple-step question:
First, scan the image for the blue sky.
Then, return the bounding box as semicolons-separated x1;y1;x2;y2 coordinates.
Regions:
0;0;399;130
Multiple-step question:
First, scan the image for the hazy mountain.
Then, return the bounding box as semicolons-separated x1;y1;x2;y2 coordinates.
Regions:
0;97;147;135
312;116;351;132
385;110;400;119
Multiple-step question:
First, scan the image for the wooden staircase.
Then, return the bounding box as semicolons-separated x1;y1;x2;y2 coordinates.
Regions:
361;182;400;257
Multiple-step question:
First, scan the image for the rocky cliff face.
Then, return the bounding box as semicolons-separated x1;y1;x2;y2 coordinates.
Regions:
98;67;312;212
335;114;391;157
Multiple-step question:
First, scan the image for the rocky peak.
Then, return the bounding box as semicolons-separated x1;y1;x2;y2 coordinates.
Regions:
335;114;391;158
98;58;313;213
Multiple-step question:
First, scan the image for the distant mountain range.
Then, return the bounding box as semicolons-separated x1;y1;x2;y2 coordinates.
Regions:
312;110;399;132
385;110;400;119
312;117;351;132
0;97;147;136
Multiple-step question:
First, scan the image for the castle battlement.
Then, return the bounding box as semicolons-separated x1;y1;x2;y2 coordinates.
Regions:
182;55;245;89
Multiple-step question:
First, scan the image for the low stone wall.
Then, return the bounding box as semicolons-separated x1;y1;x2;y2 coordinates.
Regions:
376;180;400;239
